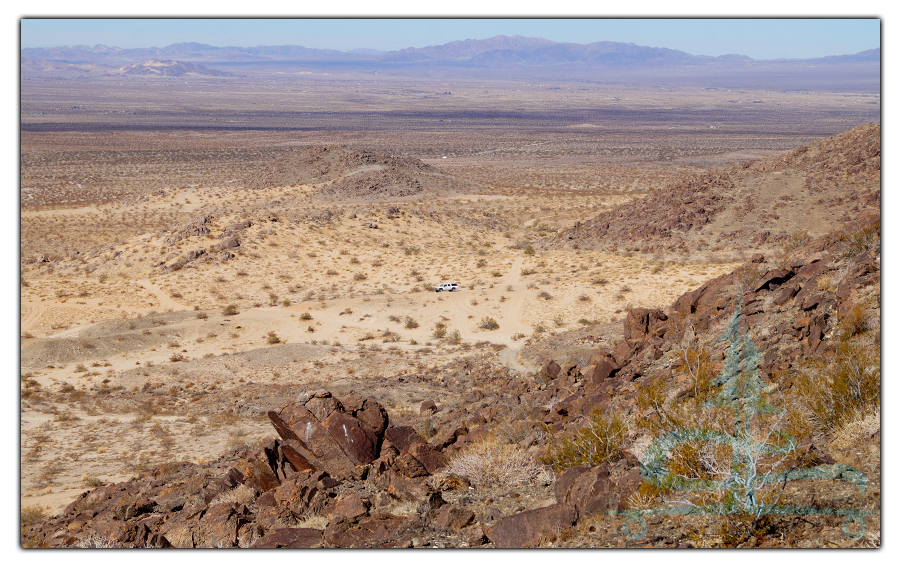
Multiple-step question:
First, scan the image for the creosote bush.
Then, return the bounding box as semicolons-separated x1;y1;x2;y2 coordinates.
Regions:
541;408;626;471
222;304;239;316
479;316;500;330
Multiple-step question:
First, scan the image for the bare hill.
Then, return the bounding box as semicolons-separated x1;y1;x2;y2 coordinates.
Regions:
118;59;234;77
550;123;880;253
244;145;476;199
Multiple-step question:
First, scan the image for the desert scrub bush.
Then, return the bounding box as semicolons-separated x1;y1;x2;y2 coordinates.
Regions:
404;317;419;329
444;438;552;488
447;329;461;344
795;339;880;432
835;219;880;260
325;268;338;276
433;321;447;338
476;258;487;268
404;246;421;256
838;302;872;339
196;311;208;320
532;323;546;333
520;267;536;276
553;315;565;327
266;331;282;344
353;272;367;281
537;290;553;300
541;408;626;471
479;316;500;330
222;304;239;316
299;312;312;320
577;293;591;302
523;245;536;256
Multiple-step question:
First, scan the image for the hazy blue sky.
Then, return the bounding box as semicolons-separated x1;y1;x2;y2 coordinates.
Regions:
20;18;880;60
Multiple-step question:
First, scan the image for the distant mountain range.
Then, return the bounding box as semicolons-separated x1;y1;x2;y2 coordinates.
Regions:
21;35;880;69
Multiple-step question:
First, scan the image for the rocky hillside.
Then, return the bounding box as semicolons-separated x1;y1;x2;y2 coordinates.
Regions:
550;123;880;255
22;208;879;548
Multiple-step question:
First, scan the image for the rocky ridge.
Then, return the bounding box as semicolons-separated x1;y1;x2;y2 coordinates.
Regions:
550;123;880;254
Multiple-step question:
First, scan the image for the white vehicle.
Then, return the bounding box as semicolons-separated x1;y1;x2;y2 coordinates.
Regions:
434;282;458;292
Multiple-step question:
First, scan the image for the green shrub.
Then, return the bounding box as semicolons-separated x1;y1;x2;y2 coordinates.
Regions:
797;339;880;431
479;316;500;330
266;331;282;344
299;312;312;320
404;317;419;329
541;408;626;471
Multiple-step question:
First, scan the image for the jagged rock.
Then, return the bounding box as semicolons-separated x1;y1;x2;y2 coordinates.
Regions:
623;307;669;343
484;503;577;548
268;403;361;479
329;492;370;521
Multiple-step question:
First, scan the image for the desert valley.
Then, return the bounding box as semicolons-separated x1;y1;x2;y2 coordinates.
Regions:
20;35;880;548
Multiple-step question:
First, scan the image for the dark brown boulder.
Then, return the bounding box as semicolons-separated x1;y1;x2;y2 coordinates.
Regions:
484;503;577;548
305;395;344;423
194;502;252;548
435;504;475;530
330;492;370;521
324;514;423;548
269;403;359;478
280;441;318;473
544;360;562;379
323;410;379;465
557;464;642;516
273;471;325;516
590;356;620;385
408;441;448;474
355;398;389;434
250;528;323;548
751;268;794;292
384;426;426;454
233;447;280;494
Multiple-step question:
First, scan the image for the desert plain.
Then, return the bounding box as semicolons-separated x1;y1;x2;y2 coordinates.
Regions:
19;50;881;547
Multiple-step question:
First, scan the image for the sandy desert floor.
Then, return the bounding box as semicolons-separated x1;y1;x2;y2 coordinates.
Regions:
20;167;749;515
